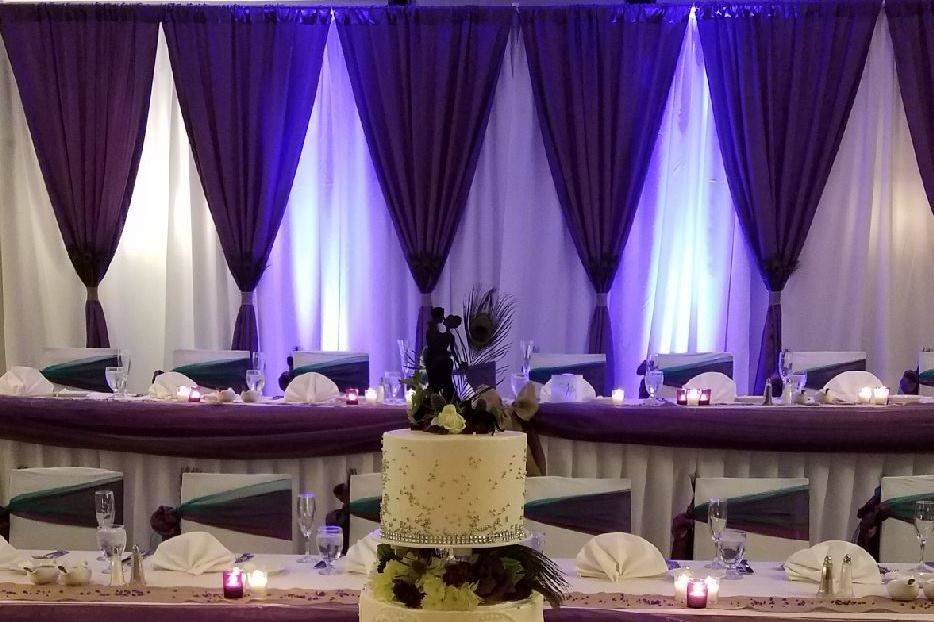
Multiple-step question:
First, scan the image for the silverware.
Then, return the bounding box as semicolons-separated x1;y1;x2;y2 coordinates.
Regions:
32;550;68;560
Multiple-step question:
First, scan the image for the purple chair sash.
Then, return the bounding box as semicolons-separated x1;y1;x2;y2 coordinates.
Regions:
524;489;631;536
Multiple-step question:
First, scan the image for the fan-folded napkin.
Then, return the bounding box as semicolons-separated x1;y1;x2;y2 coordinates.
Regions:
784;540;880;584
0;367;54;397
150;532;235;575
575;532;668;581
0;535;30;571
685;371;737;404
285;372;340;403
335;530;379;574
541;374;596;403
823;371;884;404
148;372;197;400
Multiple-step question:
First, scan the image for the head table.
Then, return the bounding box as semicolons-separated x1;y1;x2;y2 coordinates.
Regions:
0;395;932;555
0;552;931;622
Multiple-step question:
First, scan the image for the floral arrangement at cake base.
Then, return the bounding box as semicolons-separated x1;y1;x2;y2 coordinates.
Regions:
371;544;567;611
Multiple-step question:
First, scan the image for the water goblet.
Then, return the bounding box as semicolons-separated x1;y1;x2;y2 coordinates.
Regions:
297;493;317;563
718;529;747;580
644;369;664;405
96;525;127;586
913;500;934;571
246;369;264;393
383;371;402;402
316;525;343;575
511;373;529;400
519;340;534;376
105;367;127;400
95;490;116;562
705;498;727;569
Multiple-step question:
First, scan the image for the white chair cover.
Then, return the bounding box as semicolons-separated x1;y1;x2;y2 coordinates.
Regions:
348;472;382;546
786;351;867;391
291;352;369;392
693;477;809;562
529;353;606;397
39;347;119;391
919;352;934;398
653;352;733;399
880;475;934;563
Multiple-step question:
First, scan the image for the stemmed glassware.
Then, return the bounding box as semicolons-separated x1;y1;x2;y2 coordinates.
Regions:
316;525;343;575
511;372;529;400
397;339;412;378
246;352;266;394
118;350;131;397
105;367;127;400
706;497;727;569
913;500;934;571
644;354;664;404
718;529;747;580
383;371;402;403
95;490;116;565
778;349;794;393
297;492;317;563
519;340;534;377
96;525;127;586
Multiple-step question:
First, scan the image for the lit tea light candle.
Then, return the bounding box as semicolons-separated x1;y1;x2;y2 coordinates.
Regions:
181;387;202;403
858;386;873;405
674;572;691;604
704;576;720;605
872;386;889;406
686;388;701;406
405;389;415;406
223;568;244;599
686;578;708;609
364;388;379;404
611;388;625;405
248;569;268;600
345;388;359;405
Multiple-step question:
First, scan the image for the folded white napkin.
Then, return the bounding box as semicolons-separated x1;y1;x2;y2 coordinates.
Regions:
541;374;597;403
823;371;884;404
148;372;197;401
575;532;668;581
150;532;235;575
0;367;55;397
285;372;340;404
785;540;881;585
0;535;30;572
335;530;380;574
685;371;737;404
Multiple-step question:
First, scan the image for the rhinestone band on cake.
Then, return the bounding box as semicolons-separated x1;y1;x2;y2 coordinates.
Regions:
379;525;528;547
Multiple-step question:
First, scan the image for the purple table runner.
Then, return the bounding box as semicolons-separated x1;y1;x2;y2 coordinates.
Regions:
0;396;932;459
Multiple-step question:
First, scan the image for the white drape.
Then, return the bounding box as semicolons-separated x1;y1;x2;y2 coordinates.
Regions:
0;14;930;395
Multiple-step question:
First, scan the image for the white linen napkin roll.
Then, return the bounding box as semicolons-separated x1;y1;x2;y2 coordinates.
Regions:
284;372;340;403
784;540;881;584
823;371;884;404
0;535;30;571
335;530;380;574
0;367;54;397
150;532;235;575
684;371;737;404
148;371;197;400
575;532;669;581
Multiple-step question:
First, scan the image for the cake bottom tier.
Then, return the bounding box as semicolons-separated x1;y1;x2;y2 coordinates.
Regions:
359;589;544;622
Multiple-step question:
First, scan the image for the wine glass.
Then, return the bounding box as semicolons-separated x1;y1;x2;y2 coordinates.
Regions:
913;500;934;571
644;356;664;404
246;369;264;393
118;350;131;397
397;339;411;377
706;498;727;569
97;525;127;586
511;372;529;400
519;340;534;376
778;349;793;386
718;529;747;580
316;525;343;575
383;371;402;402
297;493;317;563
95;490;116;562
105;367;127;400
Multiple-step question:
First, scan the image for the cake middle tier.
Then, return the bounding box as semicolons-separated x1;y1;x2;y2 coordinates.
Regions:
380;429;528;547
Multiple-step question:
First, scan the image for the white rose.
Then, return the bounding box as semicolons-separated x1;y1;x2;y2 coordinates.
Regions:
431;404;466;434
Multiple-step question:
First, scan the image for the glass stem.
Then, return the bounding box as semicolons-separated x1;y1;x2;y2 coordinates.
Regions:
305;536;311;558
921;539;926;567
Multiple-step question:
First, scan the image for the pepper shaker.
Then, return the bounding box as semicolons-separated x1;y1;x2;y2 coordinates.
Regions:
836;554;854;597
763;381;774;406
129;545;146;587
817;555;834;597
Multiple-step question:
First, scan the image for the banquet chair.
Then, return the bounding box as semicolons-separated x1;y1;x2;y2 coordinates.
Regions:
6;467;123;550
641;352;733;399
678;477;809;562
876;475;934;563
152;473;294;554
39;347;120;393
171;349;251;392
347;472;382;546
919;352;934;397
529;353;606;398
280;351;369;393
524;476;631;558
785;351;867;390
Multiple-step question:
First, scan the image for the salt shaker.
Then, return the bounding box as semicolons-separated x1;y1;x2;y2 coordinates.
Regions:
836;554;854;597
129;545;146;587
763;381;774;406
817;555;834;597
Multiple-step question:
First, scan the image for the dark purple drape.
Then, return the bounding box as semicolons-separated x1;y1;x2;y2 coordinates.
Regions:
336;7;512;354
697;1;879;392
521;5;690;390
886;0;934;214
0;4;159;347
162;5;330;351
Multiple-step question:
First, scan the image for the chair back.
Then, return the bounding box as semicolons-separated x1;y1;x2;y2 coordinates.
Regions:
291;352;369;393
653;353;733;398
786;351;867;390
40;347;119;393
693;477;809;561
172;349;251;392
348;472;382;545
880;475;934;562
524;476;631;558
180;473;293;554
8;467;123;550
529;353;606;397
919;352;934;398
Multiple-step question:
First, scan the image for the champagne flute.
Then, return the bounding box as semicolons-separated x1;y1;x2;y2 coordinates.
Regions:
914;500;934;571
297;493;317;563
118;350;131;397
511;372;529;400
316;525;343;575
397;339;411;378
706;498;727;569
383;371;402;402
519;340;534;377
95;490;116;563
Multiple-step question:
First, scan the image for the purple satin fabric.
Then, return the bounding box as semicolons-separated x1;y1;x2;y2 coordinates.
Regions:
522;5;690;388
696;1;880;392
0;4;160;348
587;304;615;398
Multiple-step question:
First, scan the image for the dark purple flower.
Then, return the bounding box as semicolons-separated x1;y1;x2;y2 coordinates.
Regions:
443;562;475;587
393;579;424;608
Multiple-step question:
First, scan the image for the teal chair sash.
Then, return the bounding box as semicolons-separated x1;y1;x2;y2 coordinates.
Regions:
41;356;120;393
348;496;381;523
173;358;251;392
0;475;123;539
291;356;369;392
530;361;606;397
799;359;867;390
524;489;631;535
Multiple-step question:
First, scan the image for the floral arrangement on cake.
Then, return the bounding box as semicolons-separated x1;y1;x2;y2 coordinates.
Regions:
407;286;539;436
371;544;567;611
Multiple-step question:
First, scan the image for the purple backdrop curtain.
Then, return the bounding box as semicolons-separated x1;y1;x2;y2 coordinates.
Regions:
886;0;934;215
335;7;512;355
697;0;879;392
162;5;330;351
0;4;160;348
521;5;690;391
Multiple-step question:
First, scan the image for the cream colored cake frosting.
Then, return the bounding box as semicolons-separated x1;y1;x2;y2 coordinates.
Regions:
379;429;527;547
359;589;544;622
